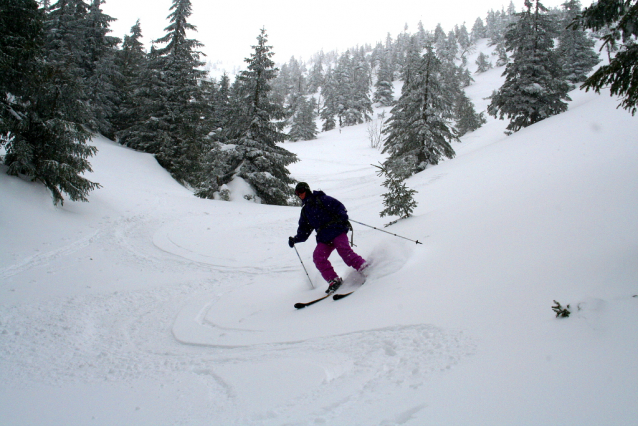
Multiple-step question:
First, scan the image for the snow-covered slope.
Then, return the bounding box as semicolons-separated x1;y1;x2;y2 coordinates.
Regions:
1;44;637;425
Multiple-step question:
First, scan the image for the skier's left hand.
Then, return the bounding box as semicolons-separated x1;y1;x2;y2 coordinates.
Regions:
288;237;296;248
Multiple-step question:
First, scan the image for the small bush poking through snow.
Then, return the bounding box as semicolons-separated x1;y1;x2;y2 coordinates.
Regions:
552;300;571;318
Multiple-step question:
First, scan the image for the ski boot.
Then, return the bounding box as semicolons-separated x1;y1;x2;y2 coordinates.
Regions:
326;277;343;294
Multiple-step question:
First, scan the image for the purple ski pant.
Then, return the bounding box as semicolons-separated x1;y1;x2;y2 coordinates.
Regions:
313;233;366;282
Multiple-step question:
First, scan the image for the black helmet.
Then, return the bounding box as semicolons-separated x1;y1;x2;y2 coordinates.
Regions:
295;182;310;195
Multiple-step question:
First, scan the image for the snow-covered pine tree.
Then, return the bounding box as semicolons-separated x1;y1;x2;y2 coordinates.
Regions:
288;96;318;141
347;48;373;125
488;0;571;134
118;0;208;186
384;33;397;79
209;73;232;137
288;57;307;99
475;52;493;73
434;23;446;44
307;53;325;94
455;91;487;136
373;163;418;225
271;60;290;107
84;0;120;139
485;9;504;46
572;0;637;114
455;23;474;63
373;54;395;106
281;57;309;130
495;43;509;67
331;52;353;127
487;3;518;58
326;50;373;128
0;0;43;93
111;20;147;134
382;42;458;178
193;74;233;199
416;21;428;46
371;41;385;69
333;51;364;127
436;30;458;63
556;0;600;84
193;139;226;199
471;17;487;41
393;29;410;74
456;66;474;88
218;28;298;205
319;66;337;131
1;0;100;205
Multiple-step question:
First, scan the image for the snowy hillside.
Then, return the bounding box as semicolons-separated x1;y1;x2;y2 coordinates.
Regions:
1;41;637;425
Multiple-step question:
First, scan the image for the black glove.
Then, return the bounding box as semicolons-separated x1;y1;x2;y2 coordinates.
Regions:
288;236;296;248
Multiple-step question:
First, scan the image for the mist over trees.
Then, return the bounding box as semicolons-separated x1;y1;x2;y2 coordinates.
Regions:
3;0;624;206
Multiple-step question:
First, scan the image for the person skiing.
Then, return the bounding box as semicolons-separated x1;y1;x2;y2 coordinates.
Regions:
288;182;367;294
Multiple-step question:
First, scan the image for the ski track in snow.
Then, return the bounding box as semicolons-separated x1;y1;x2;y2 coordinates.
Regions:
0;230;101;280
0;192;475;425
0;286;475;425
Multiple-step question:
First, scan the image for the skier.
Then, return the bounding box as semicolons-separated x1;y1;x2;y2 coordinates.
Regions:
288;182;367;293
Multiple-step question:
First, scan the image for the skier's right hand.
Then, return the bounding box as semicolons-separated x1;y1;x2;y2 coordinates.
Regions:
288;237;296;248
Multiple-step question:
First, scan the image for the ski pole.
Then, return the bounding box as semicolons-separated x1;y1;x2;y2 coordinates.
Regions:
294;245;315;289
349;219;424;244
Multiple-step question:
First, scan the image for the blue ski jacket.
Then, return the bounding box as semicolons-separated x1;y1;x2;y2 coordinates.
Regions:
293;191;351;244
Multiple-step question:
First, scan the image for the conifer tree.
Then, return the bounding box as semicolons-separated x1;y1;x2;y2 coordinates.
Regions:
488;0;571;133
475;52;493;73
556;0;600;84
288;96;318;141
118;0;207;186
455;91;487;136
374;163;418;225
495;43;509;67
471;17;487;41
373;55;395;106
193;75;232;199
1;0;100;205
571;0;638;114
320;67;338;131
217;28;298;205
0;0;42;92
324;50;373;128
307;54;325;94
382;44;458;178
348;48;374;125
210;73;232;136
455;23;474;62
332;51;354;126
112;20;147;134
84;0;120;138
271;61;290;107
434;23;446;43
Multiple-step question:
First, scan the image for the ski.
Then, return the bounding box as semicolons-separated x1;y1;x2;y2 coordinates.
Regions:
333;277;366;301
332;291;355;300
295;275;366;308
294;293;332;309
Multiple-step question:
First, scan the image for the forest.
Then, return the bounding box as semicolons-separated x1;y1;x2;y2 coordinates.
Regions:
1;0;636;206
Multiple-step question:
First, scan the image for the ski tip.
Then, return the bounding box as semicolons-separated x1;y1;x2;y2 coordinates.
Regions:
294;303;306;309
333;292;353;301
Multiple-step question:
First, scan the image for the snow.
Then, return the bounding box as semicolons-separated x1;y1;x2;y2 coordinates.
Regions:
1;41;638;425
